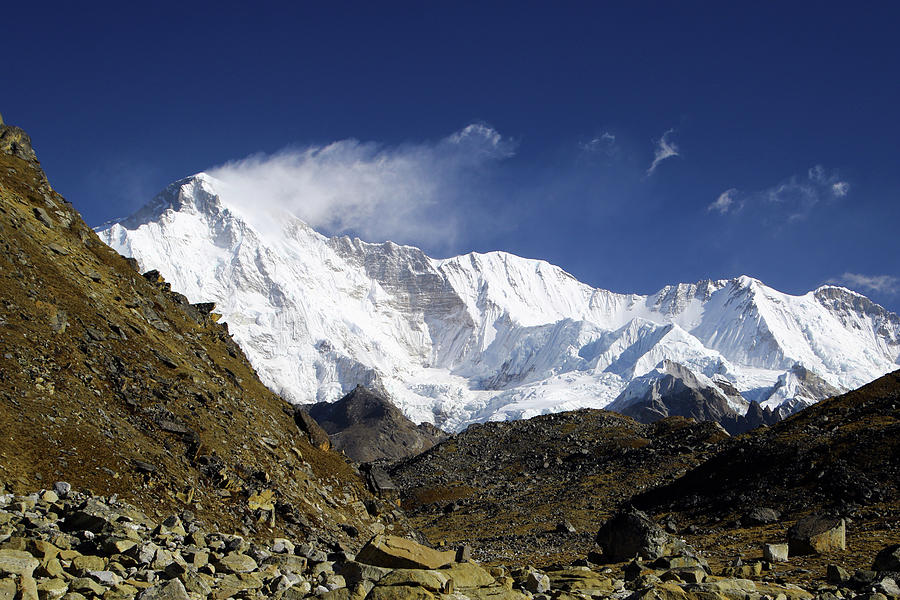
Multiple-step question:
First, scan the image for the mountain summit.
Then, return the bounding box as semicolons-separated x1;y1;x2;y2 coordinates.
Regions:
97;174;900;430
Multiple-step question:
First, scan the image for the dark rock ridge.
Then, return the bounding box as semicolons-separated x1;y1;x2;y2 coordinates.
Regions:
608;360;747;432
306;386;447;463
607;360;820;435
635;369;900;517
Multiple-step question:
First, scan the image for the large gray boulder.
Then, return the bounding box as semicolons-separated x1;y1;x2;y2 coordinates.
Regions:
595;506;691;563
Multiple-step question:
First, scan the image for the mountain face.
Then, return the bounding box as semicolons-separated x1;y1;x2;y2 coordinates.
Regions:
0;125;391;548
97;174;900;431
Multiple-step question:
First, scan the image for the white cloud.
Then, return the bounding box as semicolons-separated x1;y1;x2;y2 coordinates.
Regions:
646;128;679;175
580;132;617;154
206;124;515;248
711;164;849;220
832;181;850;197
827;273;900;295
708;188;738;214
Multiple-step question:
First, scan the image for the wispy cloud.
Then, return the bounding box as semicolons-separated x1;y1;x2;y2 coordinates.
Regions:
827;273;900;295
580;132;617;155
206;124;515;248
646;128;679;175
831;181;850;197
708;188;739;214
711;164;849;221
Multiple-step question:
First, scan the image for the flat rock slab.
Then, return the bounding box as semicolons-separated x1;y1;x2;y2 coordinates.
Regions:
0;549;39;577
356;535;455;570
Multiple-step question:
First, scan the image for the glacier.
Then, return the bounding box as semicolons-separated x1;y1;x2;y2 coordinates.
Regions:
97;173;900;431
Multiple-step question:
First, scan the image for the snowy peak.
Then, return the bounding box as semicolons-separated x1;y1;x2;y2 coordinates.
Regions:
96;173;900;431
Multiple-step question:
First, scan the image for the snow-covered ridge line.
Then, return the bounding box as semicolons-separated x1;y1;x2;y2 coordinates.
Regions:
96;174;900;431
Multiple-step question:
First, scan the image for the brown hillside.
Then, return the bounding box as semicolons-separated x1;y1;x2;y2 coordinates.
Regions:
0;123;399;550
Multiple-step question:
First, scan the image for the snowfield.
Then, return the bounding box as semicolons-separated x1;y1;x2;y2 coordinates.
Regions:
97;174;900;431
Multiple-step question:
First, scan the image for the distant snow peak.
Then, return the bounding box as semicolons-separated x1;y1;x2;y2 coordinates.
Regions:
96;174;900;431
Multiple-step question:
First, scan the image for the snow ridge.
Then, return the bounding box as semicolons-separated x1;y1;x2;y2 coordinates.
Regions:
97;174;900;431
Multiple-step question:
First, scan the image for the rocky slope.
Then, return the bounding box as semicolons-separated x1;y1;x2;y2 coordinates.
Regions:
388;409;730;565
0;122;398;551
305;387;447;463
9;482;891;600
96;174;900;431
389;370;900;577
636;369;900;515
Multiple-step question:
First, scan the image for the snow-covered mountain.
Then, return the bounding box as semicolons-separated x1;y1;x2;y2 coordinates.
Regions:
97;174;900;431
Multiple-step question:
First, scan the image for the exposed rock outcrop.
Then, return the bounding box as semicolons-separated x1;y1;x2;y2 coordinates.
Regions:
306;386;446;463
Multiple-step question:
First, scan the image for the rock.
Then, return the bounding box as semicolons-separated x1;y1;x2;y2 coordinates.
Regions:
272;538;295;554
525;572;550;594
874;577;900;596
455;545;472;563
764;543;789;563
595;506;688;562
266;554;308;575
439;562;496;588
71;554;106;575
873;544;900;571
64;499;119;533
336;561;393;585
745;507;781;525
215;552;258;574
0;549;39;576
69;577;108;596
53;482;71;498
36;577;68;599
663;567;705;584
545;568;617;592
293;408;332;450
136;579;191;600
787;516;846;555
88;570;122;586
379;569;450;593
852;570;880;588
0;578;15;600
721;562;762;578
367;585;435;600
556;520;577;534
355;535;455;570
18;575;38;600
827;564;850;584
214;573;264;599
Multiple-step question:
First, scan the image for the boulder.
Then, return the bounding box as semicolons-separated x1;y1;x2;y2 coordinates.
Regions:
367;584;435;600
378;569;451;593
439;562;496;588
873;544;900;571
136;580;190;600
0;549;39;577
356;535;455;570
524;571;549;593
826;564;850;584
874;577;900;597
595;506;687;562
215;552;258;574
787;516;845;555
745;507;781;525
764;543;789;563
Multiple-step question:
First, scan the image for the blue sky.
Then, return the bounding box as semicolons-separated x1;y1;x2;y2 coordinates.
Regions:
5;2;900;311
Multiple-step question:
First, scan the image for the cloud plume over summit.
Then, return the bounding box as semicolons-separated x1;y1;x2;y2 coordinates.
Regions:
206;124;515;248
